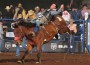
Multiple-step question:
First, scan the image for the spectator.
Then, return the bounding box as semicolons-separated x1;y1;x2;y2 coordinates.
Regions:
68;19;77;53
9;5;15;18
13;3;26;19
65;4;72;12
34;6;41;16
81;4;90;19
71;7;82;20
62;10;71;25
0;22;3;53
3;6;12;19
0;10;2;18
40;8;45;14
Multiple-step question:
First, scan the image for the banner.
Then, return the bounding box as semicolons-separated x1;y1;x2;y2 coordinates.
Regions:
6;32;14;37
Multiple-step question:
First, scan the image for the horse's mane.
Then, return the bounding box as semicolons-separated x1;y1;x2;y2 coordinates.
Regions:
18;20;36;28
12;23;18;28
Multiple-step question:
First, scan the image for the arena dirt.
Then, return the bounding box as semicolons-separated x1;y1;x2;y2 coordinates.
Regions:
0;52;90;65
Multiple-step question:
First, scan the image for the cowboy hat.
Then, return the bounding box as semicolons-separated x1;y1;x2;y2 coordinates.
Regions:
28;10;35;16
28;10;37;19
5;6;10;10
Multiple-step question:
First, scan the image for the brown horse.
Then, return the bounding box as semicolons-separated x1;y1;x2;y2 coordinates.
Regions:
13;15;70;63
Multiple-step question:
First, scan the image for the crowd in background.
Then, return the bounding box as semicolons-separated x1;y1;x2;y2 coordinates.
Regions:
0;3;90;20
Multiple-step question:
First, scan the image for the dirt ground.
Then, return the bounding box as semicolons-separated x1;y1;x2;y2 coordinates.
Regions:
0;52;90;65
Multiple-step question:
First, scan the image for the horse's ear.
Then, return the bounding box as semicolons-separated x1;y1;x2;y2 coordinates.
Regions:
11;23;18;28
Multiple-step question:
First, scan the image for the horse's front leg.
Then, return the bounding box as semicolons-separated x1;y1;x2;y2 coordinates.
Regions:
17;43;33;63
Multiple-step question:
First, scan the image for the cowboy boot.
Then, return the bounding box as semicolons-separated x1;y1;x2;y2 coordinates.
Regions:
17;59;24;63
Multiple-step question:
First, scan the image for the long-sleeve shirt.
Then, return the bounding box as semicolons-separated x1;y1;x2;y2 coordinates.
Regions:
50;9;62;15
45;8;62;18
0;24;3;39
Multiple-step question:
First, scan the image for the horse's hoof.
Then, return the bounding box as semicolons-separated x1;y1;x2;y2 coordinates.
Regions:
36;61;41;64
36;62;40;64
17;60;24;63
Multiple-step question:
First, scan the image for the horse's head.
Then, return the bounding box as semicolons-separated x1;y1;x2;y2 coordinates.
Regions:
12;22;24;44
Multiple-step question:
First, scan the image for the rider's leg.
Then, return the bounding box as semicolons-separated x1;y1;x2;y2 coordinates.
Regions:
22;36;27;49
17;42;33;63
16;44;20;57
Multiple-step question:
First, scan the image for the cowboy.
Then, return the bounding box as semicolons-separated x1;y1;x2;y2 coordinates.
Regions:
3;6;12;18
46;4;64;20
13;3;26;19
34;6;41;17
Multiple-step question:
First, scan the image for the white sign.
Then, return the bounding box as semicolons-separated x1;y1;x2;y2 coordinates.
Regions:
6;32;15;37
5;42;12;49
51;43;57;50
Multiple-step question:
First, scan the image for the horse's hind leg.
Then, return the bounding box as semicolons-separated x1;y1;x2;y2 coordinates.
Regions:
36;44;42;63
17;43;33;63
